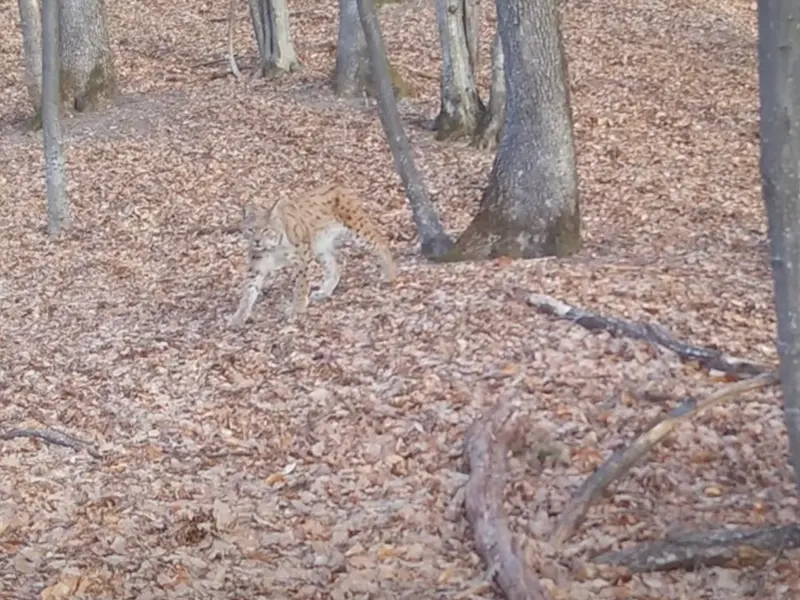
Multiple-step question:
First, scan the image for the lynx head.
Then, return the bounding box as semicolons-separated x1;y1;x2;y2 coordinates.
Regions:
241;200;280;256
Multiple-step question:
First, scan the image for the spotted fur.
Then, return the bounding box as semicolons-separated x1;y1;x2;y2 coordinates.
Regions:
229;183;396;328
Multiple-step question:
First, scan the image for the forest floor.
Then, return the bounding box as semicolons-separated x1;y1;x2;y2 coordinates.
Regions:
0;0;795;598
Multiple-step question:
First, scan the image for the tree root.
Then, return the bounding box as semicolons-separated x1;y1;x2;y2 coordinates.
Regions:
1;427;102;459
227;0;243;79
550;371;779;547
525;294;771;379
593;523;800;572
464;400;549;600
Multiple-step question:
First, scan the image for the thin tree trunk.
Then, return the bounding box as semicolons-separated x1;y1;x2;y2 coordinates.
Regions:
18;0;42;115
757;0;800;489
475;29;505;149
433;0;484;141
334;0;370;96
42;0;70;237
356;0;454;258
444;0;579;261
59;0;116;112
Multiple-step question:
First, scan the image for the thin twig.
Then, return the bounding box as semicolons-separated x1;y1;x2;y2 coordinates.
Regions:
1;427;102;459
526;294;772;379
551;371;779;547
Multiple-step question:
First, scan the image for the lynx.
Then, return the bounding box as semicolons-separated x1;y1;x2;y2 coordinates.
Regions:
229;183;397;328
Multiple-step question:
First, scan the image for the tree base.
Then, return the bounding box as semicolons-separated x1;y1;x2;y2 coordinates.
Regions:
433;107;482;142
437;205;581;262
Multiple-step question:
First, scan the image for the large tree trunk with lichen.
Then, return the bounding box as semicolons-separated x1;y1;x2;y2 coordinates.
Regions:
42;0;70;236
248;0;300;77
356;0;453;258
17;0;116;117
757;0;800;489
443;0;579;261
475;30;505;149
333;0;409;99
433;0;484;141
59;0;116;112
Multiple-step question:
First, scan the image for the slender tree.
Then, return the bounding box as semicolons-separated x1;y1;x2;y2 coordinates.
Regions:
443;0;580;260
757;0;800;488
356;0;453;258
41;0;70;236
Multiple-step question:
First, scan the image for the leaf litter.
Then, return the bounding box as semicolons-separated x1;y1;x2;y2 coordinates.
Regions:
0;0;796;598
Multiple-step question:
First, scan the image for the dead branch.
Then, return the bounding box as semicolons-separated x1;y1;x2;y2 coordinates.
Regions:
227;0;242;78
551;371;779;547
465;400;550;600
1;427;102;459
526;294;771;379
593;523;800;572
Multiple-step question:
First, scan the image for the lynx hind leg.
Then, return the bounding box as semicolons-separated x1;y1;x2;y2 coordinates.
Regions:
310;250;341;302
335;194;396;283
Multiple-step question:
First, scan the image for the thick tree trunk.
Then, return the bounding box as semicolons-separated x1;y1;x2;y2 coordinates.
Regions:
757;0;800;490
248;0;300;77
59;0;116;112
18;0;42;113
356;0;453;258
17;0;115;117
42;0;70;236
445;0;579;261
433;0;484;141
475;30;505;149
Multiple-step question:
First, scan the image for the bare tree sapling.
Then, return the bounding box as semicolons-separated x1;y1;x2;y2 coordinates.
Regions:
356;0;453;257
41;0;70;236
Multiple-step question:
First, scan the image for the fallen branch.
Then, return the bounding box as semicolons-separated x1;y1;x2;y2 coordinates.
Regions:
526;294;772;379
551;371;779;547
227;0;242;78
465;400;549;600
1;427;102;459
593;523;800;572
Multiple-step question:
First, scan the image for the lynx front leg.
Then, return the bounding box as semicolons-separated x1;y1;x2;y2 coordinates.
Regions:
229;251;286;329
291;260;312;315
310;251;341;302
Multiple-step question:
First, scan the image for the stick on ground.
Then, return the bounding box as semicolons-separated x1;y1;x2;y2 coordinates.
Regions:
227;0;242;78
526;294;771;379
464;400;549;600
593;523;800;572
550;370;779;547
1;427;102;459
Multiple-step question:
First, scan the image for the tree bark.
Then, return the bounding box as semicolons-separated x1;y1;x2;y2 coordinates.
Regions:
757;0;800;490
334;0;370;96
59;0;116;112
41;0;70;237
18;0;42;114
464;0;481;72
433;0;484;141
443;0;580;261
475;30;505;149
17;0;115;117
248;0;300;77
356;0;454;258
